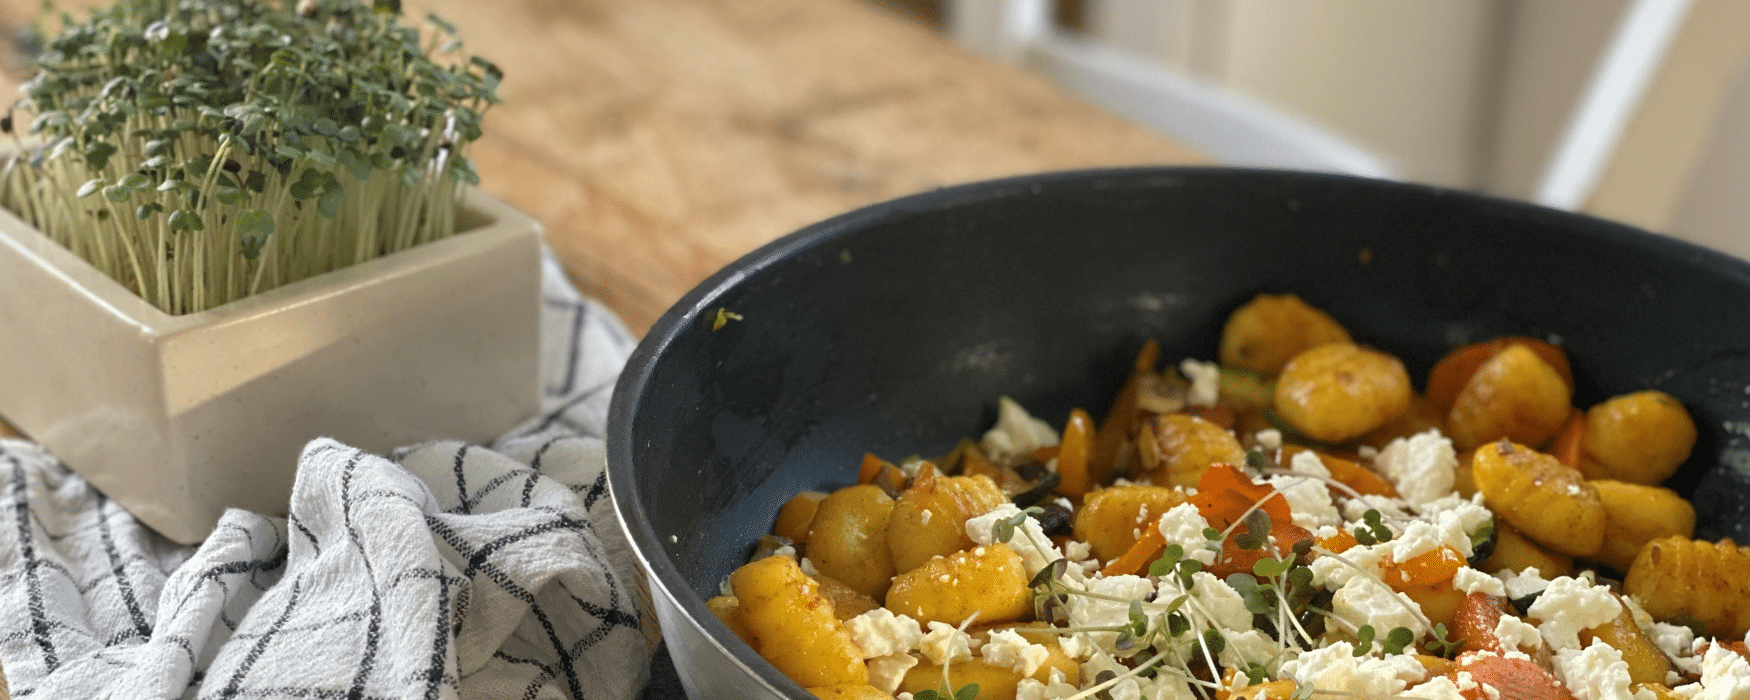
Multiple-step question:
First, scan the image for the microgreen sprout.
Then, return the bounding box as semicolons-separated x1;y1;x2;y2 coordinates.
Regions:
992;506;1044;544
1352;509;1395;546
912;683;979;700
1352;624;1415;656
1;0;500;314
1424;622;1464;658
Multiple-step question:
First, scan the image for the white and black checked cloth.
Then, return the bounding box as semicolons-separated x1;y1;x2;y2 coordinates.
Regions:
0;252;666;699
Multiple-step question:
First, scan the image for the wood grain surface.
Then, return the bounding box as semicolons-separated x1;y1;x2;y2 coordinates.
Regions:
0;0;1203;337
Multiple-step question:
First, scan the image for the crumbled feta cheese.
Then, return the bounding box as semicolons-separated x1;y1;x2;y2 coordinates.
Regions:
1267;474;1341;529
981;396;1061;465
1181;358;1221;407
1454;566;1507;597
1649;621;1701;677
1016;677;1081;700
799;557;820;577
1157;502;1218;565
867;653;918;694
982;628;1051;677
1309;543;1385;590
1389;520;1448;562
1527;576;1622;651
1278;641;1425;696
1493;611;1541;652
967;503;1061;575
1068;575;1157;653
1555;640;1640;700
920;509;933;525
1333;576;1427;639
1289;450;1332;479
1374;430;1458;506
919;621;974;666
1497;567;1552;599
1255;429;1283;452
1417;496;1491;558
1108;678;1143;700
1342;494;1412;522
1671;642;1750;699
1176;571;1253;633
844;608;924;658
1403;676;1468;700
1220;629;1288;677
1135;673;1198;700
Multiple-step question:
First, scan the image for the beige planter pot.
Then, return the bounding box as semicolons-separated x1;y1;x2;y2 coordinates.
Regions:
0;189;542;543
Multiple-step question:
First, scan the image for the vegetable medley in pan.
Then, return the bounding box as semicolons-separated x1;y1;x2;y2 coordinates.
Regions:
710;293;1750;700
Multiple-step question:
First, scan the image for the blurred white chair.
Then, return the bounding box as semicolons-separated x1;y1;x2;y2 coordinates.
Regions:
946;0;1397;179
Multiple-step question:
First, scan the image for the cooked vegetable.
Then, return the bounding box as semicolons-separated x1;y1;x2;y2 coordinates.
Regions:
774;491;829;544
804;685;897;699
1271;342;1412;444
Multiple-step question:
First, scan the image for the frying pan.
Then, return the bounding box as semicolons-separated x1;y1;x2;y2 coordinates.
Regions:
605;168;1750;699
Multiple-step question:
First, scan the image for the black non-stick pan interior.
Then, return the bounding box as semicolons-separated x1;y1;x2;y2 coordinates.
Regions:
610;167;1750;601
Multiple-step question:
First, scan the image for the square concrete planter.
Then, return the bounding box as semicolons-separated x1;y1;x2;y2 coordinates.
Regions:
0;188;542;543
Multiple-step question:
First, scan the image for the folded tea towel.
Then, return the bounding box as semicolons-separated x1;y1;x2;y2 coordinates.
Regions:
0;251;660;699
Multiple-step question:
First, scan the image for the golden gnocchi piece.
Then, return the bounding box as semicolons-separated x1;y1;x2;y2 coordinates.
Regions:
1624;536;1750;639
1219;293;1352;377
1135;413;1245;487
1471;440;1604;558
729;555;869;688
1271;342;1413;444
1579;390;1697;485
1480;518;1573;578
1590;480;1695;573
813;572;882;621
884;543;1032;625
705;595;755;647
805;685;898;700
808;484;898;600
886;473;1007;575
1072;484;1189;563
775;491;829;544
896;634;1080;699
1445;343;1572;450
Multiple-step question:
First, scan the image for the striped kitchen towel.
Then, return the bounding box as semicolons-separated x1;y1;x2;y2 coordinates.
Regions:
0;251;656;699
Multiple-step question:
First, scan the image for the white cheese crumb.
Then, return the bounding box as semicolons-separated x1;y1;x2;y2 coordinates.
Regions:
920;508;932;525
1497;567;1552;599
1255;428;1283;451
1156;502;1218;565
1310;543;1385;590
1493;613;1542;653
1649;621;1701;677
1374;430;1458;506
966;503;1061;576
1555;640;1640;700
1333;576;1427;639
1063;539;1092;563
981;396;1061;465
1277;641;1425;696
1220;628;1288;677
867;653;919;694
918;621;974;666
1388;520;1447;562
1068;575;1157;654
1016;677;1081;700
1181;358;1221;407
1454;566;1507;597
1166;571;1253;633
1671;642;1750;699
1342;493;1412;522
1403;676;1467;700
981;628;1051;677
844;608;924;658
1108;678;1143;700
799;557;820;577
1289;449;1333;479
1527;576;1622;651
1266;474;1341;529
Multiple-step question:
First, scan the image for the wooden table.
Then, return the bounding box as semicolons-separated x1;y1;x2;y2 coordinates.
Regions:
0;0;1204;438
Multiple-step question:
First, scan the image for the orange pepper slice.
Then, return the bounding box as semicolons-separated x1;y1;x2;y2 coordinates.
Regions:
1057;408;1095;498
